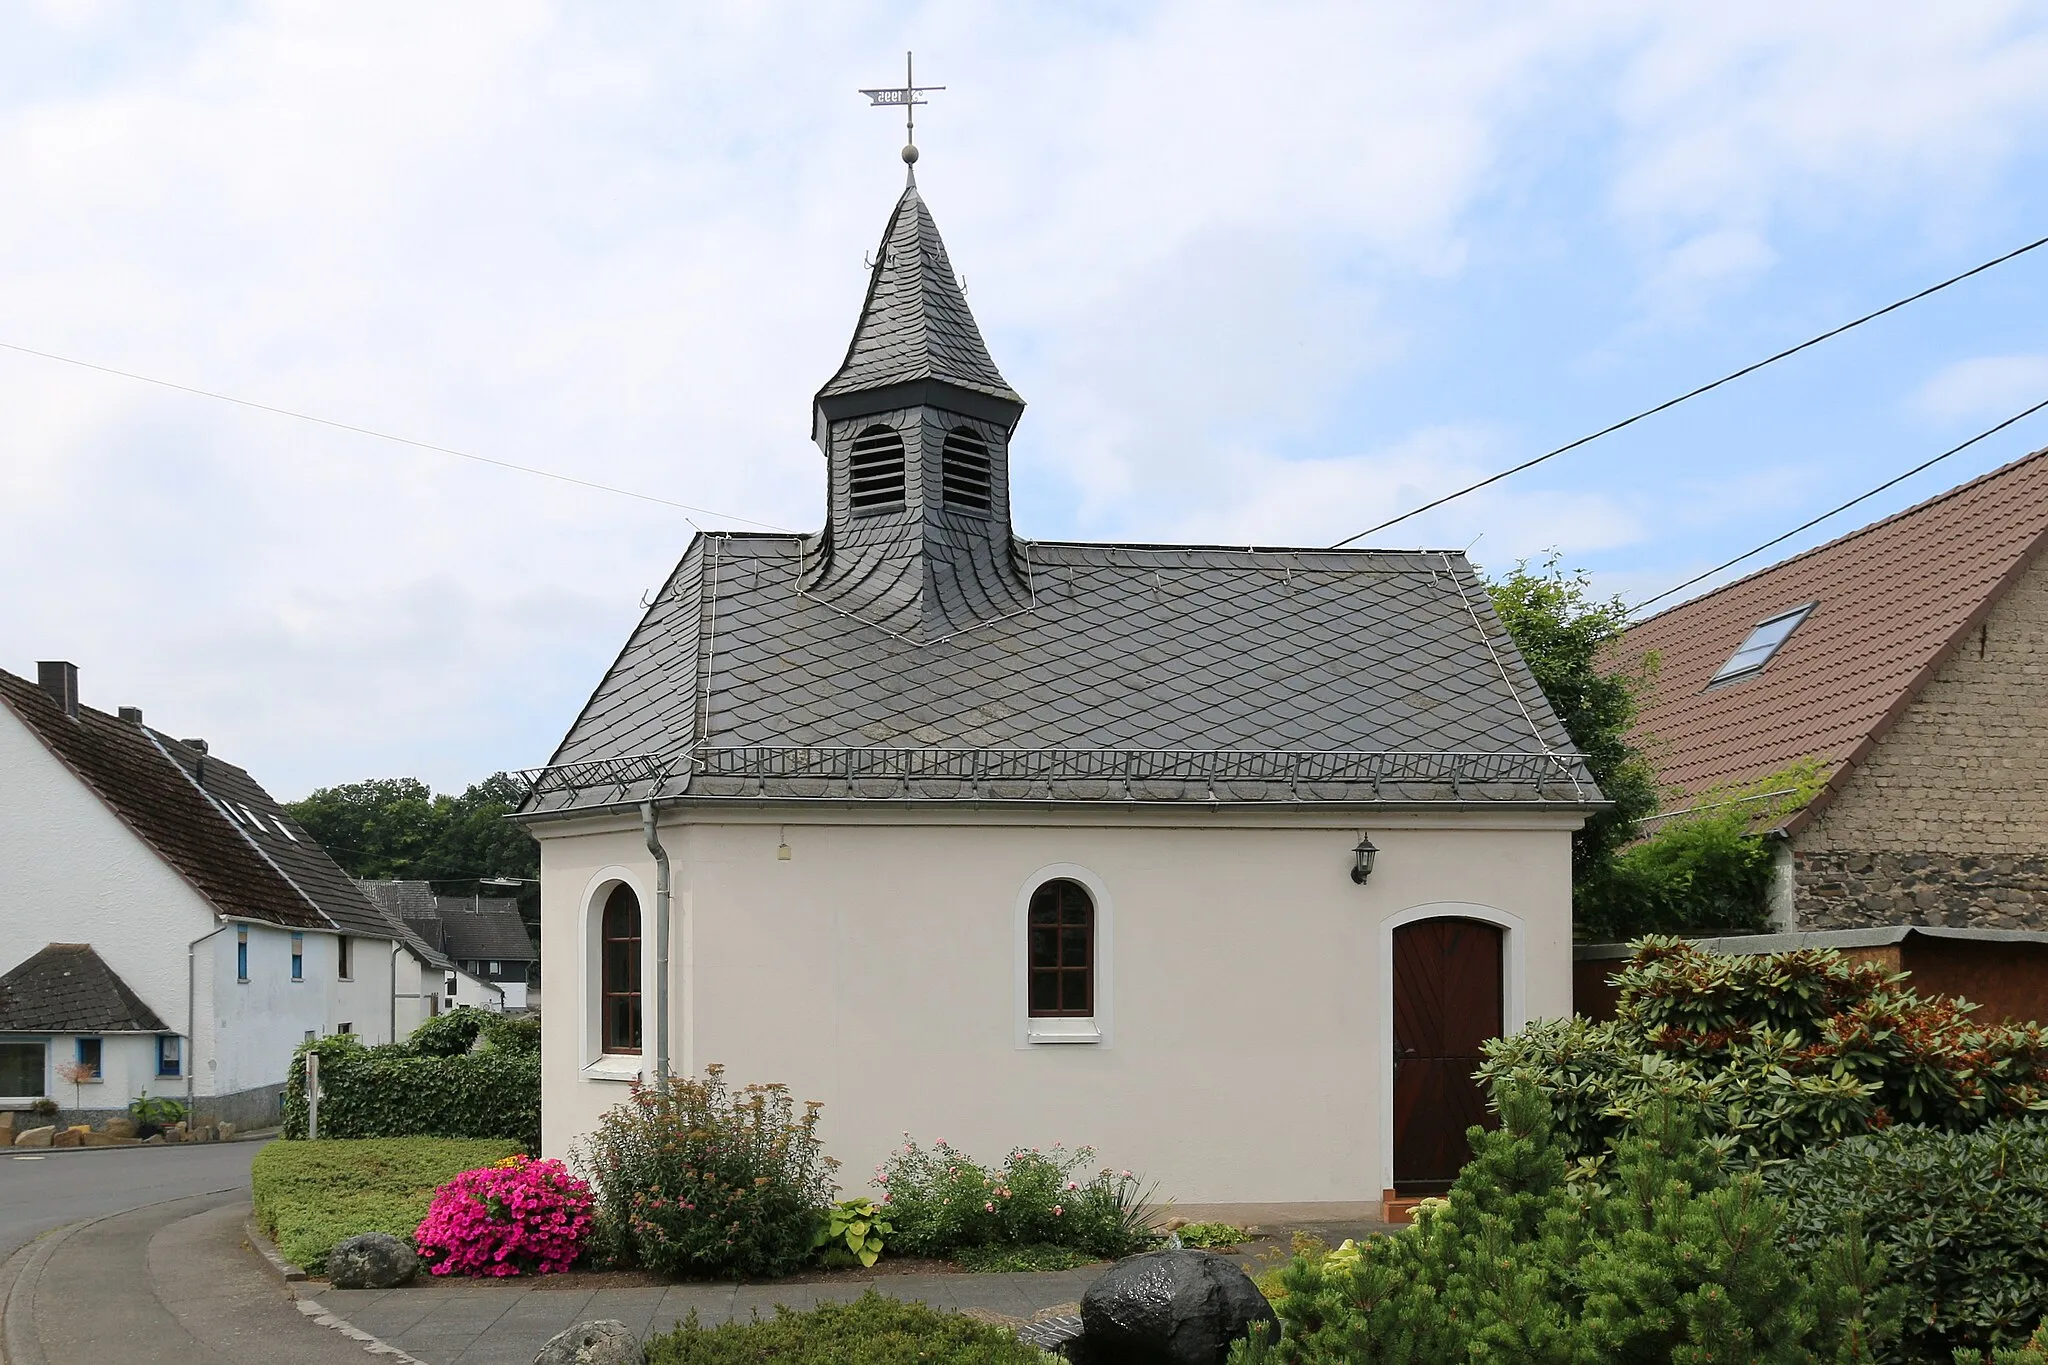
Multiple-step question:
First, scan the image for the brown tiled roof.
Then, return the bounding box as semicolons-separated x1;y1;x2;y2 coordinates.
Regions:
0;943;170;1033
1615;446;2048;830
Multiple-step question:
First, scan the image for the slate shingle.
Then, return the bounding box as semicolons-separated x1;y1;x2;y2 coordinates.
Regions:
0;944;169;1033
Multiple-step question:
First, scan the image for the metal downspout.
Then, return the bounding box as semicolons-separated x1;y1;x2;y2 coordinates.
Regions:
185;922;231;1124
641;801;672;1079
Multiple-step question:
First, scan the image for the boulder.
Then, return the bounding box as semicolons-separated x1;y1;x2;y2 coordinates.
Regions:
326;1232;418;1290
51;1128;82;1148
1077;1249;1280;1365
188;1125;215;1143
0;1112;15;1138
217;1121;236;1141
102;1117;137;1140
80;1131;114;1147
13;1126;53;1148
533;1320;644;1365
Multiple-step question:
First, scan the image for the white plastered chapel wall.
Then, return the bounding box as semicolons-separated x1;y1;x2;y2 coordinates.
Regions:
538;806;1577;1203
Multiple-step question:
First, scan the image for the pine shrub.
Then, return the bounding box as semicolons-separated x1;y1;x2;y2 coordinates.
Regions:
575;1066;837;1280
1235;1077;1903;1364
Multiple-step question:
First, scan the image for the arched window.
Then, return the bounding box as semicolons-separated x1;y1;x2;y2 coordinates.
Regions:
941;425;993;512
848;425;907;510
600;884;642;1054
1027;879;1093;1016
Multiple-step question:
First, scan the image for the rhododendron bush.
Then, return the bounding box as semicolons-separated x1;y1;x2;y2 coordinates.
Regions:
413;1155;592;1277
575;1066;837;1279
1480;936;2048;1167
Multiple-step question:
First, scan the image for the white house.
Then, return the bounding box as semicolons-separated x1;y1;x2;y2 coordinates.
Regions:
0;662;474;1128
518;164;1599;1210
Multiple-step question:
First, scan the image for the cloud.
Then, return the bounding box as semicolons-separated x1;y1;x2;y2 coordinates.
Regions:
1912;354;2048;423
3;2;2047;792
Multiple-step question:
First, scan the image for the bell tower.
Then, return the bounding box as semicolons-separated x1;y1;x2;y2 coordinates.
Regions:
806;176;1030;639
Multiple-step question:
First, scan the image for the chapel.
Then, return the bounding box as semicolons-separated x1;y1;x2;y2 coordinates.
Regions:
519;153;1601;1209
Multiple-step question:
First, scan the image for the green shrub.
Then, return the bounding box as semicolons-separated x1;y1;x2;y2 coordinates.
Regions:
251;1136;521;1273
576;1066;837;1280
1481;938;2048;1167
1770;1119;2048;1362
1175;1221;1255;1250
812;1197;892;1268
480;1012;541;1053
644;1292;1047;1365
878;1136;1158;1262
406;1005;491;1056
1234;1078;1902;1364
282;1035;540;1149
1959;1321;2048;1364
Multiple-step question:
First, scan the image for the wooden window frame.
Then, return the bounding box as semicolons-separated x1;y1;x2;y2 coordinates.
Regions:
600;884;643;1055
1026;879;1094;1018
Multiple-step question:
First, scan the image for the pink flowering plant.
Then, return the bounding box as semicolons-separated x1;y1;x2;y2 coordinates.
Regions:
574;1066;838;1279
413;1155;592;1277
876;1136;1159;1260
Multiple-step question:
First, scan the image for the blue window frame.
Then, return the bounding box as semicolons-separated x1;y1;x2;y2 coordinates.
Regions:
75;1037;101;1079
157;1036;181;1077
236;927;249;983
291;932;304;982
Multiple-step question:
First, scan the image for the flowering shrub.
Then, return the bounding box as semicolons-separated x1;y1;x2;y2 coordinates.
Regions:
576;1066;837;1279
877;1136;1157;1260
413;1155;591;1277
1481;937;2048;1167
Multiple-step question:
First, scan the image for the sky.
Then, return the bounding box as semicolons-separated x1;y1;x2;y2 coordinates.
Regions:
4;1;2048;798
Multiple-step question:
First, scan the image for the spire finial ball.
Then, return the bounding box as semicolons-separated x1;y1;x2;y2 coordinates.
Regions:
902;143;919;165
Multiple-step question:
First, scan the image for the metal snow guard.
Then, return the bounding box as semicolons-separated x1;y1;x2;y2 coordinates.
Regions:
517;746;1593;803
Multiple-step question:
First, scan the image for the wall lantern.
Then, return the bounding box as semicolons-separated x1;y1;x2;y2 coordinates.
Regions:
1350;834;1379;886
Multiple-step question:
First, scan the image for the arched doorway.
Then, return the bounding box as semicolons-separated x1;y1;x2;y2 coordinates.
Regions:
1391;917;1505;1193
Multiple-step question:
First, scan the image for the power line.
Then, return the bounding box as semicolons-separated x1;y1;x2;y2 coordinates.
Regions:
0;340;795;533
1330;231;2048;548
1628;395;2048;617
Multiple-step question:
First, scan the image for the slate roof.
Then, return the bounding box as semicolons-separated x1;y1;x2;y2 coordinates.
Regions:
361;882;537;963
1616;446;2048;831
817;182;1020;406
527;538;1595;811
355;881;456;971
522;178;1597;815
0;944;170;1033
0;666;420;942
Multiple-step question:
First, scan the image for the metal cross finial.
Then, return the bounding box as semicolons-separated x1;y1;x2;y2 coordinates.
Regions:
860;51;944;170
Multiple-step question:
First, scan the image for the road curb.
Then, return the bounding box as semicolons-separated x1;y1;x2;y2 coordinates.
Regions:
291;1296;436;1365
243;1216;308;1284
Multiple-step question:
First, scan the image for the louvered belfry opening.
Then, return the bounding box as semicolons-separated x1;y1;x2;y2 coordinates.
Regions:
848;424;907;511
941;425;993;513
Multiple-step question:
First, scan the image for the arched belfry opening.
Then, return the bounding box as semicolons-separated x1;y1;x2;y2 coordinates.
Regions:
805;180;1031;639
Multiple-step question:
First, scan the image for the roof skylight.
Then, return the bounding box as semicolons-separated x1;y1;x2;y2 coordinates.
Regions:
1709;603;1816;686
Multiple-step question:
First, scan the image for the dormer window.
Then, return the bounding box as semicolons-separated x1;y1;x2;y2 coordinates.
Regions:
941;426;993;513
1709;603;1816;687
849;425;907;511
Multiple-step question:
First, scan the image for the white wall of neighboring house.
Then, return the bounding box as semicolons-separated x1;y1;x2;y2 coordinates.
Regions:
205;922;332;1097
498;980;530;1011
391;948;442;1037
0;1033;165;1107
448;966;505;1012
0;705;214;1039
324;934;398;1044
536;806;1578;1204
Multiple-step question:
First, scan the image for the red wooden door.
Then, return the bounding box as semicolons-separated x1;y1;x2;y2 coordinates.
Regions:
1392;918;1504;1192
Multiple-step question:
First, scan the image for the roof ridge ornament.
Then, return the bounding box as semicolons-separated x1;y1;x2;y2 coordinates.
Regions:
861;50;944;182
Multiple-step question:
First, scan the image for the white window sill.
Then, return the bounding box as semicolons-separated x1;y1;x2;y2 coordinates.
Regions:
581;1055;645;1083
1027;1018;1102;1044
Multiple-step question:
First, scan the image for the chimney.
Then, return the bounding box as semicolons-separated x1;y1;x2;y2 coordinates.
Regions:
36;662;79;720
117;706;143;724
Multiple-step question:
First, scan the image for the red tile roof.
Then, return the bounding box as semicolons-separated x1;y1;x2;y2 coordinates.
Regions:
1615;446;2048;829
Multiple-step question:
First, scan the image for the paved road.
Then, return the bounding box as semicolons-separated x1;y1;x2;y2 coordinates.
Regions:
0;1141;260;1265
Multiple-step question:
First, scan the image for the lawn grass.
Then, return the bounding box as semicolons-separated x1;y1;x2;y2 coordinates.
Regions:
251;1136;522;1273
646;1292;1049;1364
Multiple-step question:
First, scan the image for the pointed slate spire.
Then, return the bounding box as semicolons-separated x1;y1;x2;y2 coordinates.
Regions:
818;184;1021;410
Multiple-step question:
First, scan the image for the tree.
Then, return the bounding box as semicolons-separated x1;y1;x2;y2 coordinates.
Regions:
1486;556;1659;924
285;774;539;927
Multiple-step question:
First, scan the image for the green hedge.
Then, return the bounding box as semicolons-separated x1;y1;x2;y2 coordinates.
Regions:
1770;1119;2048;1362
646;1293;1047;1365
283;1034;540;1150
251;1136;521;1273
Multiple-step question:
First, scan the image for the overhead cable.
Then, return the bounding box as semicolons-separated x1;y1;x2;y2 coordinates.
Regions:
1330;231;2048;548
0;340;793;533
1628;395;2048;616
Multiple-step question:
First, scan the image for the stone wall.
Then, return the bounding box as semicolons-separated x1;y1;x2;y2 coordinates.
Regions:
1793;849;2048;930
1798;552;2048;857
